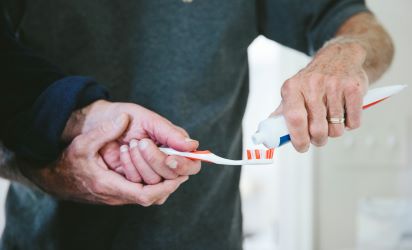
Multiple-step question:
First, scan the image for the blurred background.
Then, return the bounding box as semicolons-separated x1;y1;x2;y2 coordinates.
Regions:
0;1;411;250
241;1;412;250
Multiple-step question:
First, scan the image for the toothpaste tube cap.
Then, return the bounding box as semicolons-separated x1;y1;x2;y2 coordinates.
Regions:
252;132;265;145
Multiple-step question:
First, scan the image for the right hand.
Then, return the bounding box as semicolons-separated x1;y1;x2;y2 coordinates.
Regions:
22;114;188;206
63;100;202;185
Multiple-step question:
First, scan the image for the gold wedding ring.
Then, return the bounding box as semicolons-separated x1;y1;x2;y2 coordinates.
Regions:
327;117;345;124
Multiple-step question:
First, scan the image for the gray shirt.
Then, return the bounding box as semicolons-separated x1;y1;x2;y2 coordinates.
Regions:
0;1;368;249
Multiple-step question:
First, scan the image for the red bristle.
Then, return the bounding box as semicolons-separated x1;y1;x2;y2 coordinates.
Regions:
247;150;252;160
255;149;260;159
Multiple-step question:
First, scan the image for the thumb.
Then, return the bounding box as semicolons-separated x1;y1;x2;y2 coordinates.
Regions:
84;113;130;154
152;117;199;152
271;102;283;117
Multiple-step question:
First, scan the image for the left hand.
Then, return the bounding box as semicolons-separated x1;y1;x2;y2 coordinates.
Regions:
273;41;369;152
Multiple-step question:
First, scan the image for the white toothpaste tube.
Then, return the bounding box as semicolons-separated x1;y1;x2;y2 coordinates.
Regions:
252;85;407;149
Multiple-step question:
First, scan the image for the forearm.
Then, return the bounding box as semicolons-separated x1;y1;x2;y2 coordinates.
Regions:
328;12;394;83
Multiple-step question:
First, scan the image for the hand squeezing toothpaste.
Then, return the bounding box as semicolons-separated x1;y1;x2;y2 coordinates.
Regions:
158;85;405;166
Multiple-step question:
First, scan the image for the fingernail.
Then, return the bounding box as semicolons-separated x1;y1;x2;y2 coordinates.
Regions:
115;114;127;126
120;145;129;153
139;140;148;150
185;138;197;143
130;139;139;148
167;159;178;169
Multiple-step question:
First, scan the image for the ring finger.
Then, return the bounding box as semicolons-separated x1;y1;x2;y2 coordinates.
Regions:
326;92;345;137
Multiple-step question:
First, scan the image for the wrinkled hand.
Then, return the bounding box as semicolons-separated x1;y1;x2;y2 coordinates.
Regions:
22;114;189;206
63;101;201;184
274;41;369;152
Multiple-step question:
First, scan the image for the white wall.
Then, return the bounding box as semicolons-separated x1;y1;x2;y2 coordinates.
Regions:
314;1;412;249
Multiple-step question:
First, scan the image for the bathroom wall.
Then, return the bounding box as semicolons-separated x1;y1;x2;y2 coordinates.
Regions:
314;1;412;249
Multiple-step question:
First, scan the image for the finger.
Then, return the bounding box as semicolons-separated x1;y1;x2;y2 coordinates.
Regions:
100;141;122;170
115;167;125;176
82;114;130;154
165;156;201;176
94;171;146;205
174;125;190;138
120;145;142;183
138;176;189;206
271;103;283;117
129;139;162;185
306;95;328;147
326;89;345;138
281;89;310;152
149;116;199;152
138;139;179;180
344;85;363;130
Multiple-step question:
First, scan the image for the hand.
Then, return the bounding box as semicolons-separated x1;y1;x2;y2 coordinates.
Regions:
21;114;189;206
63;101;202;184
274;41;369;152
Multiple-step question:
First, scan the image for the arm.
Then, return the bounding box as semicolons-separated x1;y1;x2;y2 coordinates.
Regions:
0;118;189;206
331;12;394;83
0;3;109;163
265;2;394;152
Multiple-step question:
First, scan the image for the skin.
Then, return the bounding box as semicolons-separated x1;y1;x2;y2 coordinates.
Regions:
0;12;394;205
63;100;202;185
1;115;189;206
273;13;394;152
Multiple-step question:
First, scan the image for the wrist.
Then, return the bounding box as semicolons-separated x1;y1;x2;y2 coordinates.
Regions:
320;37;368;64
62;99;112;142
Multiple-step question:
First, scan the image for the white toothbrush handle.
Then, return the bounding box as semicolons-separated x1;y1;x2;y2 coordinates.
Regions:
159;148;214;162
159;147;270;165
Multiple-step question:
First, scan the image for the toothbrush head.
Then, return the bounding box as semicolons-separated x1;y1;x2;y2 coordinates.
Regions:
246;148;275;160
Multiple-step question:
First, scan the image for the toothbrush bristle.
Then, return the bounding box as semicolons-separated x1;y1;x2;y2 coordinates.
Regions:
246;150;252;160
245;148;275;160
255;149;261;159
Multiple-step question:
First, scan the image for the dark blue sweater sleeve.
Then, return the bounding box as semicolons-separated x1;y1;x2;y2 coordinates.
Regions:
0;4;109;164
258;0;370;55
4;77;109;164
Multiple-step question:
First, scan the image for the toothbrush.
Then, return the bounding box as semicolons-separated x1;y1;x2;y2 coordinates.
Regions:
252;85;407;149
159;147;275;165
159;85;406;165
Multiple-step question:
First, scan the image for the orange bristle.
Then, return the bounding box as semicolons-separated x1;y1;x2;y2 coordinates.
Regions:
255;149;260;159
247;150;252;160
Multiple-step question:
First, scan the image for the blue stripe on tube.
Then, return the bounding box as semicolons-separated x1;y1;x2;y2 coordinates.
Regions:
278;134;291;147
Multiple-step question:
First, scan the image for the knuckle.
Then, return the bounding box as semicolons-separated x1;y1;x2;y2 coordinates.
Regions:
326;78;341;92
308;74;324;88
293;139;310;152
91;179;106;195
310;126;327;139
345;82;362;95
144;175;162;185
286;112;306;127
281;80;295;97
70;138;86;156
144;152;161;166
138;195;153;207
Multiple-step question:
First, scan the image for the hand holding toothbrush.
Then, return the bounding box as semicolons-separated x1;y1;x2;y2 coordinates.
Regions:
64;100;202;185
